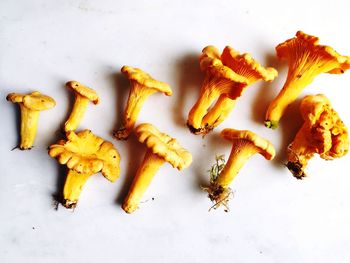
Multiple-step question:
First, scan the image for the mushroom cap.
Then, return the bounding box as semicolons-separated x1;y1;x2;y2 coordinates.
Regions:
221;128;275;160
299;94;349;159
300;94;331;123
48;129;120;182
121;66;172;96
276;31;350;74
66;81;99;104
221;46;278;82
135;123;192;170
199;45;277;99
6;91;56;111
199;46;249;85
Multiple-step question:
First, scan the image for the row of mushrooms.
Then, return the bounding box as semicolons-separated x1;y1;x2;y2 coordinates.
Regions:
6;31;350;212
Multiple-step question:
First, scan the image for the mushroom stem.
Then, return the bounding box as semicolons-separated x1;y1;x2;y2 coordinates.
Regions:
187;76;226;133
216;143;257;188
208;142;257;205
114;84;156;140
265;74;309;129
65;95;89;132
286;127;315;179
63;169;92;209
122;149;165;213
19;104;40;150
201;96;236;133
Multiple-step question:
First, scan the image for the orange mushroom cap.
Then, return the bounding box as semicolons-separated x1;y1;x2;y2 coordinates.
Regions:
221;128;276;160
121;66;172;96
276;31;350;75
135;123;192;170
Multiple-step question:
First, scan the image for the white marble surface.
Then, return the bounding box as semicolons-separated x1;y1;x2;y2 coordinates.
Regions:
1;0;350;262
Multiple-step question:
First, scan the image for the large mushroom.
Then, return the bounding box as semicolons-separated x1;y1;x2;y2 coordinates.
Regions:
6;91;56;150
265;31;350;129
286;94;349;179
113;66;172;140
205;128;275;211
122;123;192;213
64;81;99;132
48;129;120;208
187;45;277;135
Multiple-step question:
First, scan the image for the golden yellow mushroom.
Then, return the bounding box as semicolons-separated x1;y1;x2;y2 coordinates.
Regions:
48;129;120;209
6;91;56;150
122;123;192;214
265;31;350;129
113;66;172;140
64;81;99;132
187;45;277;135
287;94;349;179
205;128;275;211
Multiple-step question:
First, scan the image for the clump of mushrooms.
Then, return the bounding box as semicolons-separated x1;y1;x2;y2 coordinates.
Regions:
287;94;349;179
49;129;120;209
122;123;192;214
187;45;277;135
265;31;350;129
7;91;56;150
113;66;172;140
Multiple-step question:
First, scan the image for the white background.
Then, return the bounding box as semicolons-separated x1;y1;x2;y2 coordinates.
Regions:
1;0;350;262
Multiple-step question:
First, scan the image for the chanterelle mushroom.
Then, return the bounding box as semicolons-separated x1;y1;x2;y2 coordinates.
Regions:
187;45;277;135
6;91;56;150
113;66;172;140
286;94;349;179
49;129;120;208
122;123;192;213
265;31;350;129
64;81;99;132
205;128;275;211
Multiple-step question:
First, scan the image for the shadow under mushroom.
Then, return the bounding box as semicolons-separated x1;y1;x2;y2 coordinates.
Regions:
172;52;202;128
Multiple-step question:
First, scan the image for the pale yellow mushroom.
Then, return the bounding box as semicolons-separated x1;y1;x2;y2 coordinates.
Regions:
122;123;192;213
64;81;99;132
6;91;56;150
113;66;172;140
49;129;120;209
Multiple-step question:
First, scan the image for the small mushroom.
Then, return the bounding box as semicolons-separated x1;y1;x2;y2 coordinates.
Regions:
205;128;275;211
187;45;277;135
287;94;349;179
113;66;172;140
6;91;56;150
64;81;99;132
265;31;350;129
122;123;192;213
48;129;120;209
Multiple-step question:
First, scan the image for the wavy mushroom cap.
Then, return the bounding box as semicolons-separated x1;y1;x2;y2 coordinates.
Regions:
276;31;350;74
7;91;56;111
135;123;192;170
121;66;172;96
221;46;278;82
48;130;120;181
199;45;277;99
199;46;249;84
300;94;349;159
221;128;276;160
66;81;99;104
300;94;331;122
